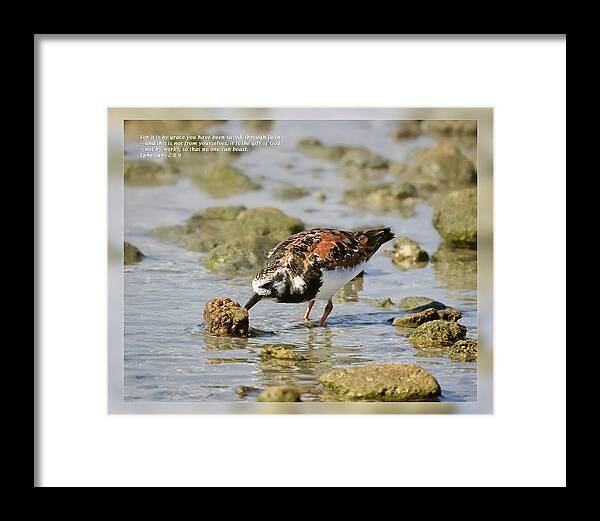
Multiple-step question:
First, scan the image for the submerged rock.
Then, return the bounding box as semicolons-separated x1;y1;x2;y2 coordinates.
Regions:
399;296;438;311
151;206;304;274
387;236;429;269
392;120;423;140
409;320;467;348
297;137;389;181
124;160;177;187
187;163;260;198
203;297;250;337
421;120;477;137
313;191;327;202
319;364;441;402
431;244;477;291
241;120;273;132
392;307;462;328
342;182;418;215
124;241;144;265
297;137;347;161
256;385;302;402
259;345;308;361
400;142;476;195
447;340;478;361
273;185;309;200
377;297;395;308
236;385;260;397
432;188;477;247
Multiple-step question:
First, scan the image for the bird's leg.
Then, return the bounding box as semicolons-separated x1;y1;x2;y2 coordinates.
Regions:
319;300;333;326
304;299;315;321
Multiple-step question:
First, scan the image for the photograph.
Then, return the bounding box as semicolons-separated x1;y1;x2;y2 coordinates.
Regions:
110;109;492;410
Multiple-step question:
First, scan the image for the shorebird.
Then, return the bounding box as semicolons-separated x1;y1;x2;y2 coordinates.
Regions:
244;227;395;325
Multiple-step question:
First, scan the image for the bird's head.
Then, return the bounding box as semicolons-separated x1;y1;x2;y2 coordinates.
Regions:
244;267;287;310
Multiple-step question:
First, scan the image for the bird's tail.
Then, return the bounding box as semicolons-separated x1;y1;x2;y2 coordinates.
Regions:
359;227;395;257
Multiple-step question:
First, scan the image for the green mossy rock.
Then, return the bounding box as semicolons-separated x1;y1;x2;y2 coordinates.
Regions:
401;142;476;195
392;307;462;328
342;183;417;216
392;120;423;140
409;320;467;348
203;297;250;337
124;241;144;265
432;188;477;247
124;160;176;187
273;185;309;200
319;364;441;402
447;340;478;361
241;120;273;132
151;206;304;274
203;237;273;274
297;137;389;181
187;163;260;198
259;345;308;361
421;120;477;136
256;385;302;402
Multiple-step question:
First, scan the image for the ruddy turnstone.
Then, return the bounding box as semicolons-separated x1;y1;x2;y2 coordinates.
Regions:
244;227;395;325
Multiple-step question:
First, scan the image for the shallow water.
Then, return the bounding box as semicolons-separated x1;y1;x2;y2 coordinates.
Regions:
124;120;477;402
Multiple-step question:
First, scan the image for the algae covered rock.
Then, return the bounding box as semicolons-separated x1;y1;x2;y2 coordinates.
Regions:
124;241;144;265
319;364;441;401
241;120;273;132
236;385;260;397
392;307;462;328
297;137;389;181
273;185;309;200
151;206;304;274
187;163;260;198
421;120;477;137
203;237;273;274
256;385;302;402
259;345;308;361
448;340;478;361
387;236;429;269
409;320;467;348
124;160;176;187
297;137;347;161
203;297;250;337
432;188;477;247
401;142;476;195
392;120;423;140
342;182;417;215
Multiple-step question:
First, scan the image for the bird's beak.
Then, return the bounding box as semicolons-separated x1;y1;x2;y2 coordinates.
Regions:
244;293;262;310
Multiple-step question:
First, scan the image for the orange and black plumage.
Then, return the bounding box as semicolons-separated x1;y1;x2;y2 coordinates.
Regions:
244;227;394;325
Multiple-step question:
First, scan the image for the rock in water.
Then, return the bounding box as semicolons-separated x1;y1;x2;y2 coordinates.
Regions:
409;320;467;348
187;164;260;198
256;385;302;402
124;241;144;265
387;236;429;269
392;307;462;328
319;363;441;401
432;188;477;247
203;298;250;337
259;345;308;361
448;340;478;361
